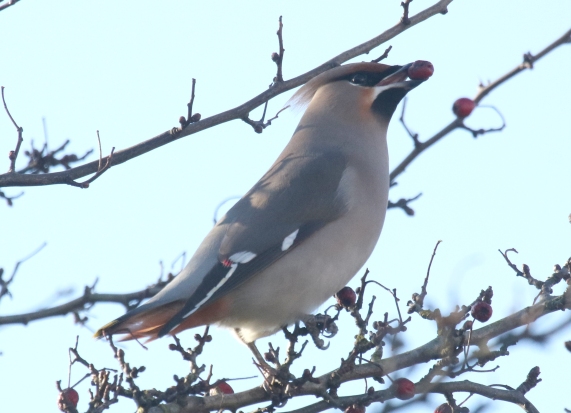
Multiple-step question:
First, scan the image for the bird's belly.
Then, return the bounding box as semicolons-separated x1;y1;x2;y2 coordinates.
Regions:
219;202;385;342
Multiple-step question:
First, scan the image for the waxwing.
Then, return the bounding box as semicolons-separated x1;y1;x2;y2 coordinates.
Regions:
95;61;430;343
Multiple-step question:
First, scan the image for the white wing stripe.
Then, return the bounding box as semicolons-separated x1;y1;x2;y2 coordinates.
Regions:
229;251;257;263
180;263;238;320
281;229;299;251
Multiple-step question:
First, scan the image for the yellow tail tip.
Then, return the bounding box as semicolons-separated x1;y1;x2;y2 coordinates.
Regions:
93;320;119;339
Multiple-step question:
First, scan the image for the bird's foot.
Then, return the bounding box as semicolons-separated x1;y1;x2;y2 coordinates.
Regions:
301;313;338;349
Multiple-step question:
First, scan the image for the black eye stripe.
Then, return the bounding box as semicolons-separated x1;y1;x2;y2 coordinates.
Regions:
343;66;403;87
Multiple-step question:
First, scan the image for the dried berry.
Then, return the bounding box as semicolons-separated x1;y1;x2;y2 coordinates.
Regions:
335;286;357;308
264;351;276;363
58;388;79;409
209;380;234;396
471;301;493;322
407;60;434;80
435;403;453;413
271;52;280;62
344;404;366;413
452;98;475;118
393;378;415;400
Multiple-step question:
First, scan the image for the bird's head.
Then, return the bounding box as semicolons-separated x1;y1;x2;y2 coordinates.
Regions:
288;61;432;123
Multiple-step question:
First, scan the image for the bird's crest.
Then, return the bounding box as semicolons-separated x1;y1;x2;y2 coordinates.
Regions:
286;62;393;111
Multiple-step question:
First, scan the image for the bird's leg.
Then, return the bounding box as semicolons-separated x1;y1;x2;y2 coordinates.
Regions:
247;341;272;370
236;329;279;378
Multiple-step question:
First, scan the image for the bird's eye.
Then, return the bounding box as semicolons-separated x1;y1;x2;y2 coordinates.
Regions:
350;73;369;85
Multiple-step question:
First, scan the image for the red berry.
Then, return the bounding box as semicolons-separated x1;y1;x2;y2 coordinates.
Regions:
209;380;234;396
407;60;434;81
452;98;475;118
393;378;415;400
345;404;366;413
58;388;79;408
335;286;357;308
435;403;453;413
471;301;493;322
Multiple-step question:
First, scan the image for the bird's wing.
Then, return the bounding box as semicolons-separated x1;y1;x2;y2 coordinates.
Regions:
157;150;350;336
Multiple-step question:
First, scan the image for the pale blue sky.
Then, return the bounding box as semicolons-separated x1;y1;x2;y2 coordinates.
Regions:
1;1;570;412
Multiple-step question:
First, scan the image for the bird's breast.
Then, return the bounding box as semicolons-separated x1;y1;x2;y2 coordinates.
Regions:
219;162;389;342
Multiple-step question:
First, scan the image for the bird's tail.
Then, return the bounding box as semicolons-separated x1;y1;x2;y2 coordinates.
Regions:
94;301;184;341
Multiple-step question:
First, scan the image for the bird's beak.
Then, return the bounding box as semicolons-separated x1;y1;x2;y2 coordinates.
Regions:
376;63;423;89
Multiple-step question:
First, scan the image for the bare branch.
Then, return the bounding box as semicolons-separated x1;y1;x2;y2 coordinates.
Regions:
389;26;571;184
142;281;569;413
0;242;46;302
0;273;173;326
0;0;21;12
0;0;453;189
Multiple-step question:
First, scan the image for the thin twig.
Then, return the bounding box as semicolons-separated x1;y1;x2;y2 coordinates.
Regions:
371;45;393;63
399;97;420;147
96;130;103;171
419;240;442;308
0;242;47;302
400;0;413;25
180;79;200;129
1;86;24;173
274;16;285;83
387;193;422;216
67;147;115;188
0;189;24;206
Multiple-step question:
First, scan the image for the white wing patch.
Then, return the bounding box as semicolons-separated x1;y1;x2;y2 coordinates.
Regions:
180;263;238;320
229;251;257;263
281;229;299;251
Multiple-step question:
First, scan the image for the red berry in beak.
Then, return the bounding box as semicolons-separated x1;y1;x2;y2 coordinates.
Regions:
471;301;493;322
393;378;415;400
452;98;476;118
335;286;357;308
407;60;434;80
